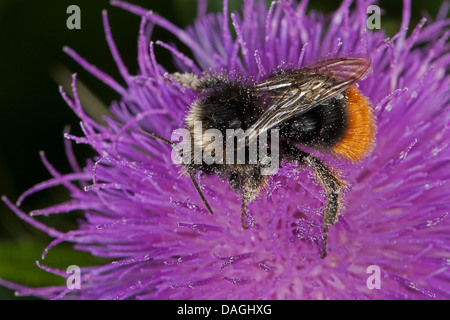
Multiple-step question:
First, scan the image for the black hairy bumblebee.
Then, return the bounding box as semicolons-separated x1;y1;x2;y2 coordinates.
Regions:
144;57;375;258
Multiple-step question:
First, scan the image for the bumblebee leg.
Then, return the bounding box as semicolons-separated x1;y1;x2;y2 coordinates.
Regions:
241;200;249;229
230;169;266;230
240;187;260;230
304;155;342;258
284;143;342;258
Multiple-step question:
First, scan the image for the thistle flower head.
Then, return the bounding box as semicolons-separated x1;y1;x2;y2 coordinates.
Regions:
2;0;450;299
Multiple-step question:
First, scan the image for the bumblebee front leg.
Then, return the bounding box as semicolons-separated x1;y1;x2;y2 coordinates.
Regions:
284;143;343;259
230;167;266;230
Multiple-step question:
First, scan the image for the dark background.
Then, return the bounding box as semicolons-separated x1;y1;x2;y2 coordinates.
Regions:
0;0;442;299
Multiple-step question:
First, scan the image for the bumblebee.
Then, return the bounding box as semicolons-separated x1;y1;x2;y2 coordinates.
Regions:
145;57;375;258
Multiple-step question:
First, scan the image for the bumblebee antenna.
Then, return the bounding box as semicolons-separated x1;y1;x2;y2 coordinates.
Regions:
140;128;214;216
140;128;176;146
189;172;214;216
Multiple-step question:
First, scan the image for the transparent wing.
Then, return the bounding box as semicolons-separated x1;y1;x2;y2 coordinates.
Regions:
248;57;371;139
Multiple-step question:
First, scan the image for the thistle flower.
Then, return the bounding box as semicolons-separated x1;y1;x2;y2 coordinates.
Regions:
2;0;450;299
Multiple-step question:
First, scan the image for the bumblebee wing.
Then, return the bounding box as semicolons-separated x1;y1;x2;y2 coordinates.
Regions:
249;57;371;138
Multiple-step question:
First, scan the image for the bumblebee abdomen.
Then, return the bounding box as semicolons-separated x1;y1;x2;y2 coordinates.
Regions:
331;86;376;162
281;86;375;162
280;97;347;148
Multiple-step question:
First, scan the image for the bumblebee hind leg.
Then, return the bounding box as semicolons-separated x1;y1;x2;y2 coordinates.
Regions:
283;143;343;259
